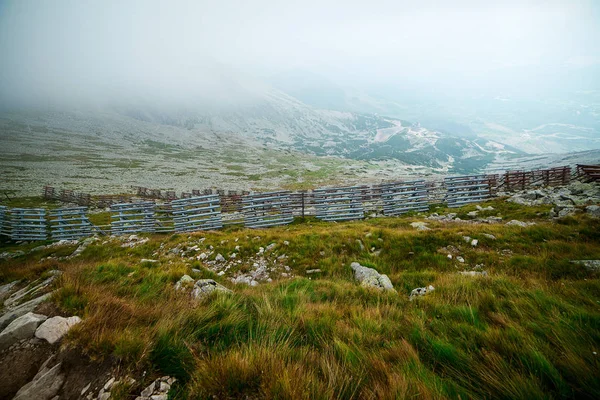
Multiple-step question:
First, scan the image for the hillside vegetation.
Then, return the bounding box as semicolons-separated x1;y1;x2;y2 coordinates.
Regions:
1;198;600;399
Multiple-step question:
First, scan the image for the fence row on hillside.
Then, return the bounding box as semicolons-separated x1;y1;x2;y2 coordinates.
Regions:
1;163;597;242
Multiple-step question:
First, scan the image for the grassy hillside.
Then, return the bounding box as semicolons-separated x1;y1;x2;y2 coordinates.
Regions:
1;199;599;399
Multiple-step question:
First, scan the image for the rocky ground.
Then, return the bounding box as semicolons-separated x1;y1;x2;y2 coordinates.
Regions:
0;183;599;398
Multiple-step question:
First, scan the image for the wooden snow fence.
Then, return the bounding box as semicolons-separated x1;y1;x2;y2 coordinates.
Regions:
8;208;47;241
110;202;157;235
379;180;429;216
49;207;95;240
242;191;294;228
444;175;492;208
313;186;365;222
170;195;223;232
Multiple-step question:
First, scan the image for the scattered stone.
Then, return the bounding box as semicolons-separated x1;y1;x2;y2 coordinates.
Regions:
482;234;496;240
215;253;225;263
467;211;479;217
356;239;366;250
35;316;82;344
471;239;478;247
191;279;232;299
140;259;159;264
410;222;430;231
175;275;194;290
409;285;434;300
506;220;535;227
456;256;465;263
463;236;471;243
191;268;201;274
306;269;322;274
135;376;176;400
459;270;488;277
570;260;600;272
350;262;395;292
283;241;290;246
266;243;277;251
0;312;47;350
586;205;600;218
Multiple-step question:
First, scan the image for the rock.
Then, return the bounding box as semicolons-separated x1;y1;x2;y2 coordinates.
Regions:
0;280;19;303
137;376;176;400
4;275;58;308
471;239;478;247
283;241;289;246
0;312;47;350
0;292;53;331
175;275;194;290
482;234;496;240
570;260;600;272
13;356;65;400
140;259;159;264
467;211;478;217
409;285;434;300
266;243;277;251
410;222;430;231
306;269;322;274
558;207;576;218
191;279;232;299
356;239;365;250
215;253;225;263
350;262;395;292
506;220;535;227
459;270;488;277
463;236;471;243
456;256;465;263
191;268;201;274
35;316;82;344
586;205;600;218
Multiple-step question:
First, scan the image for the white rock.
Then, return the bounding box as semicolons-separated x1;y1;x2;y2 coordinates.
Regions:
410;222;430;231
215;253;225;263
471;239;478;247
456;256;465;263
35;316;82;344
0;312;47;350
409;285;434;300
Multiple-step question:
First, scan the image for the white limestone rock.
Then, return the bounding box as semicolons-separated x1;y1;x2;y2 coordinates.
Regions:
35;316;82;344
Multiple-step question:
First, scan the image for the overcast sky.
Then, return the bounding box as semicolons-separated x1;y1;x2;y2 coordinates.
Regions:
0;0;598;106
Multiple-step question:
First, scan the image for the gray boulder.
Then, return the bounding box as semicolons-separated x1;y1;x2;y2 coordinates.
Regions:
174;275;194;290
350;262;395;292
586;205;600;218
35;316;82;344
191;279;232;300
0;312;47;350
0;292;53;331
13;356;65;400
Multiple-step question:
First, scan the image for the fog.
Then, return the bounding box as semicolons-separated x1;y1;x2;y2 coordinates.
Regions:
0;0;599;108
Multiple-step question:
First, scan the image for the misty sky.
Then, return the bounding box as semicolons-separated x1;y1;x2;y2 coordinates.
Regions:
0;0;599;106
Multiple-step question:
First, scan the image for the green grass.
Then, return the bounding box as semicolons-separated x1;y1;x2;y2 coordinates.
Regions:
1;200;599;398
